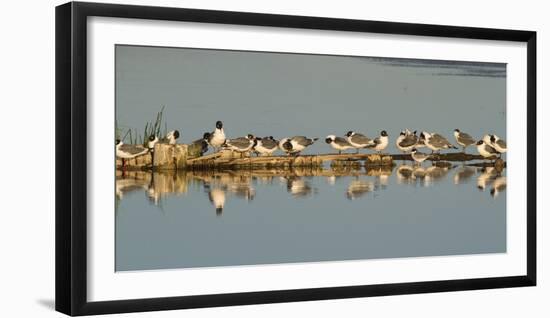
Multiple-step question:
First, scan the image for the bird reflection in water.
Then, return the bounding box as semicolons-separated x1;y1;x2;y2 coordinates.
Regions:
281;176;315;198
454;166;477;184
115;162;506;216
346;179;375;200
490;176;507;198
201;174;255;216
365;166;392;189
477;167;498;191
325;175;337;186
147;173;161;205
424;166;450;187
396;164;415;185
115;177;149;200
208;188;226;216
412;166;427;180
227;177;256;201
396;164;451;187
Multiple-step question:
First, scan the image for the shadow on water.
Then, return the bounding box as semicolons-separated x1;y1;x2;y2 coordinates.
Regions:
116;162;506;215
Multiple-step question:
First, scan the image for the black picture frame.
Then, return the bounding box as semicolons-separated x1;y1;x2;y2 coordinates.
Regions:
56;1;537;316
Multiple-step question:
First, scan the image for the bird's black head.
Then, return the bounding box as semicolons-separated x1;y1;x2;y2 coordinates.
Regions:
325;137;333;144
490;135;496;143
247;134;255;140
216;121;223;129
203;132;211;140
413;130;417;135
476;140;484;145
420;132;426;140
381;130;388;137
399;131;405;136
116;139;121;145
345;131;354;137
173;130;180;139
454;129;460;133
283;140;293;150
411;148;417;153
269;136;274;140
148;135;156;141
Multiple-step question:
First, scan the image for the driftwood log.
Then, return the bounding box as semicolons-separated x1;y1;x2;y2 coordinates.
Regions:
117;143;502;171
116;143;188;171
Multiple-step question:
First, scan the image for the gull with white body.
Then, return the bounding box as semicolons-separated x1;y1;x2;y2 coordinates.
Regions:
489;134;507;157
453;129;476;153
325;135;354;154
396;130;418;153
410;148;430;166
207;121;226;151
223;134;256;157
345;131;374;153
366;130;389;154
254;136;279;156
162;130;180;145
476;140;499;161
421;132;457;153
279;136;318;156
115;139;149;169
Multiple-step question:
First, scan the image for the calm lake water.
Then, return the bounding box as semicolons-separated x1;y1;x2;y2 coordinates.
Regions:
115;163;506;271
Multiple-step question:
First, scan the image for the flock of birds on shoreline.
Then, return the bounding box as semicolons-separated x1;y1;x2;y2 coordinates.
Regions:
115;120;507;168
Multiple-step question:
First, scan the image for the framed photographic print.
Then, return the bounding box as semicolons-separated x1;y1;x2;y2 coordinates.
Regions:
55;1;536;316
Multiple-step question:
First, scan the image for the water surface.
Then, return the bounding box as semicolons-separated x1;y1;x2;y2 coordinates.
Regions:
115;164;506;271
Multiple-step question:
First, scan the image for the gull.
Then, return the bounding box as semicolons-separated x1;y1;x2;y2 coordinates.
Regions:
223;134;256;157
162;130;180;145
490;134;507;157
279;136;318;156
366;130;389;154
410;148;430;165
147;135;159;164
482;134;493;145
396;130;418;153
345;131;374;153
190;132;210;156
207;120;226;151
254;136;279;156
115;139;149;170
421;132;457;153
453;129;476;153
476;140;499;161
325;135;354;154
